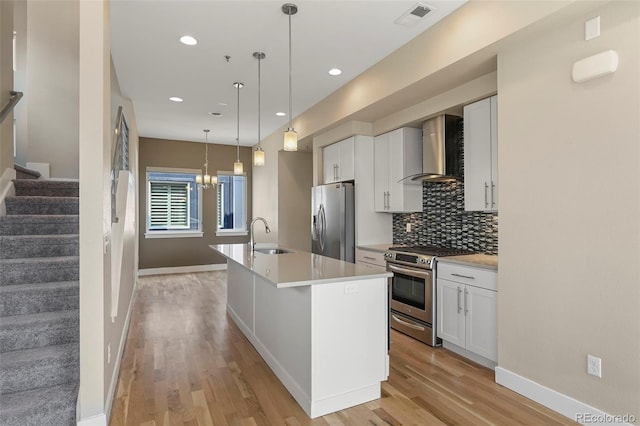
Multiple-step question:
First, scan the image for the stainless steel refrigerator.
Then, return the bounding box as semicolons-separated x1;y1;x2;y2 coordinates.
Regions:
311;182;355;262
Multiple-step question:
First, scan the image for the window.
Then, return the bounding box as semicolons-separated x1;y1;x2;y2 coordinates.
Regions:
146;168;202;238
216;173;247;235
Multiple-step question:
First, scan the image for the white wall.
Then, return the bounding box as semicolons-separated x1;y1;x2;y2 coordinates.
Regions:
21;0;79;178
497;0;640;418
104;56;139;417
79;0;140;423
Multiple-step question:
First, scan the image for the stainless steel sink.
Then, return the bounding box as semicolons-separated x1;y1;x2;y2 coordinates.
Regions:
254;248;292;255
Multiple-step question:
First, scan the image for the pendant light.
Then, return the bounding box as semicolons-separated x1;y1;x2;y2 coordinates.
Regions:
233;82;244;174
197;129;216;189
253;52;266;166
282;3;298;151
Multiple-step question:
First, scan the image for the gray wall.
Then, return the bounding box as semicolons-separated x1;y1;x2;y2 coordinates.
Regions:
498;1;639;417
0;1;13;174
278;150;312;251
138;137;252;269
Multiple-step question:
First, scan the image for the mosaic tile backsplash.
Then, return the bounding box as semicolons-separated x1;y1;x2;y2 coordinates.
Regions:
393;180;498;254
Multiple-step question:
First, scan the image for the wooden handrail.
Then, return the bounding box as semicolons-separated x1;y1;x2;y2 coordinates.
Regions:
0;91;23;124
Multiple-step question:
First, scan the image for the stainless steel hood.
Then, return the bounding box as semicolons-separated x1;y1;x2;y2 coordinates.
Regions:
405;115;463;182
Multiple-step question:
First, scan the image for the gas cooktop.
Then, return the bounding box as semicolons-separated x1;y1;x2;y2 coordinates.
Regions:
388;245;474;257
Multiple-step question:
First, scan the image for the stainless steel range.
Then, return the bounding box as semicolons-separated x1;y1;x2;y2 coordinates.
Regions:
385;245;473;346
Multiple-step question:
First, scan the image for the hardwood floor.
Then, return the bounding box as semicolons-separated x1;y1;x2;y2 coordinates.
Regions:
109;271;576;426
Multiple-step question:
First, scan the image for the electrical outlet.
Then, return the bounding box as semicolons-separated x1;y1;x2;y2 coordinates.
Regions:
345;283;359;295
406;223;412;232
587;354;601;378
108;343;112;364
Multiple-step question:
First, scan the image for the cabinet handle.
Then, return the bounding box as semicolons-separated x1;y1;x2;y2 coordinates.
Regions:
334;164;338;181
384;192;388;209
452;273;475;280
464;288;469;316
491;181;496;208
387;192;391;210
363;256;377;261
457;287;462;314
484;182;489;208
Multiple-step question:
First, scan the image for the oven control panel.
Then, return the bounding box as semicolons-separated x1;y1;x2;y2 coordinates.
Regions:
384;251;434;270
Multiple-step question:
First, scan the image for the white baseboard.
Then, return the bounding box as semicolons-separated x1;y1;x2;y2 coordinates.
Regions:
495;367;635;425
76;414;107;426
227;305;313;416
138;263;226;276
0;167;16;216
104;278;138;424
227;304;381;419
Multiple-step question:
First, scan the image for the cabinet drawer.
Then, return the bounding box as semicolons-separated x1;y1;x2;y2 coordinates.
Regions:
355;249;386;268
437;262;497;291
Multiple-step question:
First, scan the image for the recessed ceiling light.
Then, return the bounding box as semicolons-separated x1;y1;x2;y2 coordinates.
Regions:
179;35;197;46
276;112;286;117
209;112;222;117
328;68;342;76
169;97;183;103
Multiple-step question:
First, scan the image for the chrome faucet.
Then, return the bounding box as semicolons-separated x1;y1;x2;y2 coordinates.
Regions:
249;217;271;250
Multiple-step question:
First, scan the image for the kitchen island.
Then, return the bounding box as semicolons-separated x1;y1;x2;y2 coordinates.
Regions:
210;244;392;418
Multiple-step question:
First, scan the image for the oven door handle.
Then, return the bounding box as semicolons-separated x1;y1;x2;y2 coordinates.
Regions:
391;314;426;331
387;263;431;279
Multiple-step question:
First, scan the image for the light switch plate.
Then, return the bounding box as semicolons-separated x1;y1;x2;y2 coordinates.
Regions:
585;16;600;40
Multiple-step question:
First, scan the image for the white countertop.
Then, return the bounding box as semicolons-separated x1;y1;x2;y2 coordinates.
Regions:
211;244;392;288
356;243;394;253
437;254;498;270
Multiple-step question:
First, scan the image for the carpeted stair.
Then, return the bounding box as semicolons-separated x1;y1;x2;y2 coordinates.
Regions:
13;164;41;180
0;179;79;426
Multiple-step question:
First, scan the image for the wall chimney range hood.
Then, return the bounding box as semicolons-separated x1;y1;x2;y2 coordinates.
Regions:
403;115;463;182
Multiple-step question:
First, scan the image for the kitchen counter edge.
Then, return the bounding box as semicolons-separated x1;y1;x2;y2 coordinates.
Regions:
437;254;498;270
211;244;392;288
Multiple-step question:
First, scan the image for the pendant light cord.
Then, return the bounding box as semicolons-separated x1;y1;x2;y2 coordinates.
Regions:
236;84;240;162
288;9;292;130
258;55;262;146
204;130;209;176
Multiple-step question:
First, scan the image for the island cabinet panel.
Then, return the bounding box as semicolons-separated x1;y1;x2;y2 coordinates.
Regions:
226;262;255;332
311;279;388;403
214;244;391;419
254;275;312;393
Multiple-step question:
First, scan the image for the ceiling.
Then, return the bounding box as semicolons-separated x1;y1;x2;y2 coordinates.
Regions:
110;0;466;146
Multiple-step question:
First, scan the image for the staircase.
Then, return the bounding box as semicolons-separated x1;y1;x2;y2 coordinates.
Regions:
0;179;80;426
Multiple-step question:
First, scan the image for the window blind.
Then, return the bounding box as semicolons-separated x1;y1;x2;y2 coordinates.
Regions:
149;181;190;229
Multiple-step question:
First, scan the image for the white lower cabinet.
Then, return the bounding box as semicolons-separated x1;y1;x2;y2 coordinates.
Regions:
437;262;497;364
355;248;386;268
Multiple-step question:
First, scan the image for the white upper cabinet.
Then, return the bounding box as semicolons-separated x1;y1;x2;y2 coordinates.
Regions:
373;128;422;213
464;95;498;211
323;137;354;184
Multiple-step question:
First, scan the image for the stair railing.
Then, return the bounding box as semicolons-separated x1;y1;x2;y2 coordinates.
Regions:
109;106;133;320
0;91;23;124
110;106;129;224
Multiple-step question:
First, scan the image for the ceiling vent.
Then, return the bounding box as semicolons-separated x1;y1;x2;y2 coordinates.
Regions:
395;3;433;27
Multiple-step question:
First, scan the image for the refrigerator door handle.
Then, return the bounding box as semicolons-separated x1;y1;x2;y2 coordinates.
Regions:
318;204;326;252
